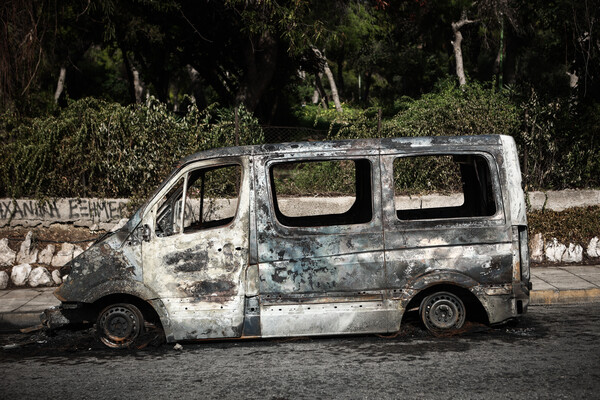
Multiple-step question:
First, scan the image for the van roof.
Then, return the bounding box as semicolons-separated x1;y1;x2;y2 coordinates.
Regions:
178;134;506;167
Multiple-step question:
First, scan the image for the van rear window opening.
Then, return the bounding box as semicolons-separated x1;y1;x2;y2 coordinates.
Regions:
270;159;373;227
394;154;496;220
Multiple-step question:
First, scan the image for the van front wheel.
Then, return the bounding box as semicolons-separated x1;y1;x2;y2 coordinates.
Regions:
96;303;144;349
420;291;466;333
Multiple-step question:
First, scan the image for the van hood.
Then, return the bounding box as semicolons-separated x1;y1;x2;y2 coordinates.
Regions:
55;215;143;303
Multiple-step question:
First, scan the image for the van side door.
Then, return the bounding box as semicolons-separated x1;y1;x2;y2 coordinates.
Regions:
380;143;511;330
140;157;250;341
254;147;394;337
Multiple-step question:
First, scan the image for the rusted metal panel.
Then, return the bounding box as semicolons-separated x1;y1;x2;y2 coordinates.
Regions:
258;251;386;294
385;243;514;289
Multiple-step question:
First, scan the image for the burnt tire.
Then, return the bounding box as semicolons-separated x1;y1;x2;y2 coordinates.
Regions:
419;291;466;334
96;303;144;349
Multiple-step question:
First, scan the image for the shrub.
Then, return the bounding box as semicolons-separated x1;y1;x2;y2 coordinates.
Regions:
328;80;520;140
328;80;600;192
0;97;264;201
514;90;600;190
324;81;520;194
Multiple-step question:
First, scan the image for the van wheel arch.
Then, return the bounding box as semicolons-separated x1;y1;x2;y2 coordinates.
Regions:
93;293;163;325
92;294;166;348
402;284;489;327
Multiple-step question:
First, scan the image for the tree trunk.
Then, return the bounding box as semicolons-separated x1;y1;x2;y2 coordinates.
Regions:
120;46;138;104
363;71;372;105
323;59;343;112
235;32;278;112
187;65;207;109
54;66;66;103
493;43;501;76
312;89;320;105
314;72;329;109
451;10;477;87
503;30;517;86
312;47;342;113
132;66;144;103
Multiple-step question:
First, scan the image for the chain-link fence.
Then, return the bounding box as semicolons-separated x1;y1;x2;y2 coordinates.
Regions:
261;126;329;143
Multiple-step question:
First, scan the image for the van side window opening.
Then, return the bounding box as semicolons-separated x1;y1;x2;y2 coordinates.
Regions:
394;154;496;220
155;164;241;237
270;159;372;227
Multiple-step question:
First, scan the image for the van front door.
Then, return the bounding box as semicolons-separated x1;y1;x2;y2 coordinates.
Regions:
140;158;250;341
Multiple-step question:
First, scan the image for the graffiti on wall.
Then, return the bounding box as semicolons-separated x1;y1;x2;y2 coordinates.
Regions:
0;198;129;228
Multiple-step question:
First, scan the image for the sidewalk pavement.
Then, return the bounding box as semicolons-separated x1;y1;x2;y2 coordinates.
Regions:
0;287;59;332
529;265;600;305
1;265;599;332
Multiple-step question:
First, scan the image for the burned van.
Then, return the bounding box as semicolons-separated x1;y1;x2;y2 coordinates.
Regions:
45;135;530;348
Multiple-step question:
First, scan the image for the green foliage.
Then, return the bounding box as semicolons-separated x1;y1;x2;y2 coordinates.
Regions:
0;97;263;201
293;103;365;129
528;206;600;245
513;89;600;190
394;156;462;196
382;81;520;138
75;46;130;103
329;80;520;140
272;160;357;196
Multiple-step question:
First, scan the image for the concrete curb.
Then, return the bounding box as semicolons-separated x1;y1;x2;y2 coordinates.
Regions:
0;311;42;332
530;288;600;305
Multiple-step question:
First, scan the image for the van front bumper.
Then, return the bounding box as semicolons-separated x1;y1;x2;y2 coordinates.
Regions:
473;282;530;325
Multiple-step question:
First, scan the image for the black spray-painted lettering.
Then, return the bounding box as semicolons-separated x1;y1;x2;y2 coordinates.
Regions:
0;198;127;225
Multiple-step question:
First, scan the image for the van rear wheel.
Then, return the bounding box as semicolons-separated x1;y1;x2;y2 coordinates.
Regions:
419;291;466;333
96;303;144;349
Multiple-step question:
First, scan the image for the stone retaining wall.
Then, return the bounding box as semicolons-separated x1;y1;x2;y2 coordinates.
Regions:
0;233;93;290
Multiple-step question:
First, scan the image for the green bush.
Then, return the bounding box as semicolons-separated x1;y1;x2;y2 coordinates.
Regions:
0;97;264;201
292;103;365;130
514;90;600;190
272;160;358;196
327;80;600;192
329;80;520;140
324;81;520;194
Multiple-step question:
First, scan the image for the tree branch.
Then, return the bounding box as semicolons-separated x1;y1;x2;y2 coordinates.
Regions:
452;11;478;32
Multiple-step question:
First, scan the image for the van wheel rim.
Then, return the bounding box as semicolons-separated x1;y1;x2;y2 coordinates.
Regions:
421;292;466;331
97;304;143;348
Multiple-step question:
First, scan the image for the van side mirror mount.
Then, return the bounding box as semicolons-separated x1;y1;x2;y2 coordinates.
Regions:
141;224;152;242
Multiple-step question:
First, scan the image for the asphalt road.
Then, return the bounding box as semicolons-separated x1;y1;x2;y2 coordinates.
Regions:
1;304;599;399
